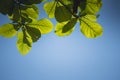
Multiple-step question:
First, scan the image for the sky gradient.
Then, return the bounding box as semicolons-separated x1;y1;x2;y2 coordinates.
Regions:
0;0;120;80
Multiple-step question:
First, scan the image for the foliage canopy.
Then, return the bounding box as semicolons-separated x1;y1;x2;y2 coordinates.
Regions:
0;0;103;55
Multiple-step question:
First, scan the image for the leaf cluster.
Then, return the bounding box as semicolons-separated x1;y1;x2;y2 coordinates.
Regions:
0;0;103;55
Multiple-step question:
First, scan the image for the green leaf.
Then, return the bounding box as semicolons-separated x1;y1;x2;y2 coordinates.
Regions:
13;24;21;31
80;15;103;38
8;4;21;22
44;1;57;18
27;18;53;34
62;18;77;33
19;0;44;5
21;5;39;19
0;24;17;38
55;21;75;36
79;0;87;12
0;0;14;15
9;4;39;23
55;2;72;22
83;15;97;21
60;0;73;5
17;32;32;55
22;30;32;47
81;0;102;15
26;26;41;42
37;19;53;34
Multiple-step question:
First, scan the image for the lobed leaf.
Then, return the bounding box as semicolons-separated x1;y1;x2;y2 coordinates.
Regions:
0;24;17;38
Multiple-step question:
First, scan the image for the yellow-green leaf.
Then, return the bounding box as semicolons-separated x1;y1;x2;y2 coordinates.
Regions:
60;0;73;5
86;0;102;14
80;15;103;38
84;15;97;21
21;5;39;19
80;0;102;15
55;21;74;36
0;24;17;38
44;1;56;18
17;32;32;55
27;18;53;34
9;5;39;23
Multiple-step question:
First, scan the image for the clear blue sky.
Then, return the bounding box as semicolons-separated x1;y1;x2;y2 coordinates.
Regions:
0;0;120;80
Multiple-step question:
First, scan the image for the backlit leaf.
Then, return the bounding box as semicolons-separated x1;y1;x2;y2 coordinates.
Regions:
60;0;73;5
21;5;39;19
81;0;102;15
27;18;53;34
9;5;39;23
55;21;75;36
80;15;103;38
17;32;32;55
44;1;57;18
84;15;97;21
0;24;17;38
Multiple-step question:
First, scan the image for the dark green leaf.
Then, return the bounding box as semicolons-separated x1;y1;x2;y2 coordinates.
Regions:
79;0;87;12
62;18;77;33
0;0;14;15
19;0;44;5
8;4;21;23
22;28;32;47
26;26;41;42
55;3;72;22
55;21;75;36
9;4;38;23
13;24;21;31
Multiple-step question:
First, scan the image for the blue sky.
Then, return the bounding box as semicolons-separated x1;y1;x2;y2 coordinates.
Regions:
0;0;120;80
